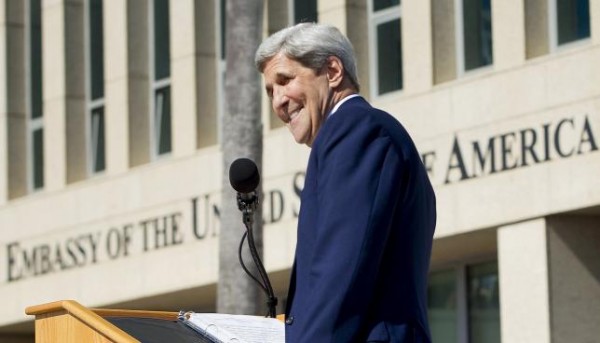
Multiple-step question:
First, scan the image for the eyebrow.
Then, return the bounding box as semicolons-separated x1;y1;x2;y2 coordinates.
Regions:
275;71;293;79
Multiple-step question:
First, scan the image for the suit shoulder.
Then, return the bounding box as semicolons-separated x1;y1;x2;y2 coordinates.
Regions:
318;100;422;162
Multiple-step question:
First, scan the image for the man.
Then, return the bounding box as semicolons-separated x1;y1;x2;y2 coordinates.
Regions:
255;23;436;342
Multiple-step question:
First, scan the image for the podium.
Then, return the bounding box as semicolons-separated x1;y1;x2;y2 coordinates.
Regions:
25;300;210;343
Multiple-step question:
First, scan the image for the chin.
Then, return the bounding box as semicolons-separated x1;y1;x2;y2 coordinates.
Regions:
290;130;307;145
294;137;306;145
293;136;312;147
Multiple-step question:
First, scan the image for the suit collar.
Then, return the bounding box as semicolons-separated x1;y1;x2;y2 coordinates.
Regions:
328;93;362;118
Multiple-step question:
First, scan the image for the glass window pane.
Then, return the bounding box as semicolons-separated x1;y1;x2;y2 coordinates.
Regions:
557;0;590;45
373;0;400;12
294;0;318;23
91;107;106;172
156;86;171;155
154;0;170;80
30;0;43;119
89;0;104;100
428;269;458;343
32;128;44;189
467;261;501;343
463;0;493;71
377;19;403;94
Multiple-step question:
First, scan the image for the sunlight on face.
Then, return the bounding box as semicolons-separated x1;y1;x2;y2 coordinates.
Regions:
262;53;331;147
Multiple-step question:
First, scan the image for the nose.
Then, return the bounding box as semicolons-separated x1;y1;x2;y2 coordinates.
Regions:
271;85;288;113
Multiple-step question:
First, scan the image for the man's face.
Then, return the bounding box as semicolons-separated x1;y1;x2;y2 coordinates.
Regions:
262;52;331;147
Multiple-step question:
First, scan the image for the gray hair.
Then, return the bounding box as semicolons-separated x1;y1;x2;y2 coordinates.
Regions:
255;23;360;91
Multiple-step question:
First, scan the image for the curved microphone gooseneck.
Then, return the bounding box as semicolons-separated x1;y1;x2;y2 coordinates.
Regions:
229;158;278;318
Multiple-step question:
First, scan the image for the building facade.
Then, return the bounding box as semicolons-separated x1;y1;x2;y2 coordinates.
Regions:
1;0;599;342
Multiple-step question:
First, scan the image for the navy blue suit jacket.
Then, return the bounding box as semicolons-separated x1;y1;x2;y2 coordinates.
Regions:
285;96;436;342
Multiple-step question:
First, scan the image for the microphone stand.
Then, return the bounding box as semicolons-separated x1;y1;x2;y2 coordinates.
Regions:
236;191;278;318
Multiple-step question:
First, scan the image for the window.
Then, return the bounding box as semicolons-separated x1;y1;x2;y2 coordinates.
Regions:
369;0;403;96
293;0;318;24
428;261;501;343
467;262;501;343
90;108;105;172
86;0;105;174
31;125;44;190
554;0;590;46
150;0;172;157
27;0;44;191
459;0;493;72
428;269;459;343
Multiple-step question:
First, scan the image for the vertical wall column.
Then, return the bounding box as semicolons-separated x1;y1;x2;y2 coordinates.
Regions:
195;0;218;148
126;0;149;167
0;0;9;204
104;0;149;171
492;0;526;69
431;0;456;84
64;0;85;183
498;218;551;343
318;0;347;34
0;75;4;205
0;0;32;203
42;0;66;191
170;0;217;155
170;0;197;157
524;0;549;59
499;216;600;343
42;0;85;190
592;0;600;45
345;0;369;100
546;215;600;342
265;0;289;129
103;0;129;174
267;0;289;34
1;0;26;202
403;0;433;94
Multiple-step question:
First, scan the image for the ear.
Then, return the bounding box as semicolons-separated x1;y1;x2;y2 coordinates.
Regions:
325;56;345;88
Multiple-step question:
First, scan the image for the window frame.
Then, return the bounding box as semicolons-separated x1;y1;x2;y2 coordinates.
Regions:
453;0;494;76
367;0;403;98
149;0;172;160
25;0;44;192
85;0;106;175
548;0;591;52
88;106;105;174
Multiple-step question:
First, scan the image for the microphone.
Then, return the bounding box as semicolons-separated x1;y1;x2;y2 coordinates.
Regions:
229;158;260;193
228;158;278;318
229;158;260;212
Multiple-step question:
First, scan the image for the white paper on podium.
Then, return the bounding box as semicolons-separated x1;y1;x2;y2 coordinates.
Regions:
181;312;284;343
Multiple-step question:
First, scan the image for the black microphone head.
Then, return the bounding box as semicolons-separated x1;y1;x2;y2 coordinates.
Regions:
229;158;260;193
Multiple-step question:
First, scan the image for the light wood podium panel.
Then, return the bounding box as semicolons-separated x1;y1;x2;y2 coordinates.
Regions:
25;300;179;343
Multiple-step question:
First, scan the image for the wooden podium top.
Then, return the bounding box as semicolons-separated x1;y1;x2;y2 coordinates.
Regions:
26;300;284;342
26;300;181;343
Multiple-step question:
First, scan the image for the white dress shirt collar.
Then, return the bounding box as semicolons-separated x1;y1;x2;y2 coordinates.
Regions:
328;93;361;117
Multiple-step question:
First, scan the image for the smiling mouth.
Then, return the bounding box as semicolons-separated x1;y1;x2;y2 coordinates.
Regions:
287;108;302;123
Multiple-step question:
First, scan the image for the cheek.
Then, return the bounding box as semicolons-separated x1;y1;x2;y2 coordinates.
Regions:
289;79;310;98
